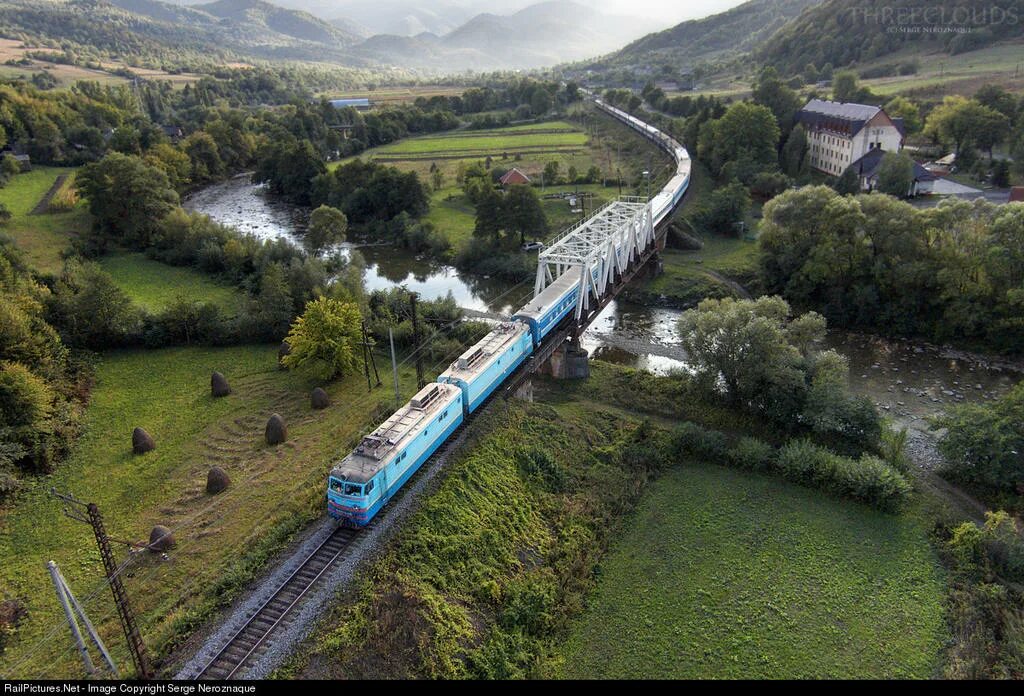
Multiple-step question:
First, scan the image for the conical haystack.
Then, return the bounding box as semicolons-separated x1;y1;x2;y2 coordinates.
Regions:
148;525;175;552
311;387;330;410
132;427;155;455
265;413;288;445
211;371;231;397
206;466;231;494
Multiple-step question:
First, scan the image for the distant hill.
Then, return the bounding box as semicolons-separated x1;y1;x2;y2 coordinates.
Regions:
196;0;360;45
0;0;371;66
578;0;823;71
757;0;1024;74
355;0;662;71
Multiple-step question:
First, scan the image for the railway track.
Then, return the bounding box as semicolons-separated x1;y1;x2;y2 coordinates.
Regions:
196;525;359;679
193;392;491;680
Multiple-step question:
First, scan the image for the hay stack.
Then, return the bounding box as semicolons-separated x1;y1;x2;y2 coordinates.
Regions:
206;466;231;494
265;413;288;445
211;371;231;397
311;387;330;410
148;525;175;552
132;427;155;455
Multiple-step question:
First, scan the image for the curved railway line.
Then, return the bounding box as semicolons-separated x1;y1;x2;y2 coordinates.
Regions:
189;99;688;680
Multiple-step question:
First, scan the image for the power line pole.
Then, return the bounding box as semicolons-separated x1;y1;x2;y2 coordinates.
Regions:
48;561;119;678
52;489;153;679
359;321;381;392
389;328;400;405
408;292;425;389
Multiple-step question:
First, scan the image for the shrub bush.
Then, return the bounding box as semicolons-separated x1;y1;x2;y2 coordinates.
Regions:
727;436;775;471
672;421;728;461
776;439;910;511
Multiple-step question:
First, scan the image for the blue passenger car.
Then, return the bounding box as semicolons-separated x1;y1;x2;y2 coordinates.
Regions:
327;382;464;526
513;271;581;345
437;321;533;413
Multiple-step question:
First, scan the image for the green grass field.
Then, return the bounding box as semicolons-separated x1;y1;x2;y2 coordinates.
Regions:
0;344;420;677
98;252;247;314
557;464;947;679
0;166;88;274
373;123;586;157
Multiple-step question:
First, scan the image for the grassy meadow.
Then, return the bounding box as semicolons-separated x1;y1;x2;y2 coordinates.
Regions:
0;343;421;677
0;165;88;274
556;464;947;679
0;168;245;313
97;252;247;314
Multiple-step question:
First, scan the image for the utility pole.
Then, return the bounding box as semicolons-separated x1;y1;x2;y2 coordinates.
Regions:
48;561;119;678
359;321;381;392
408;292;425;389
52;489;153;680
389;328;400;405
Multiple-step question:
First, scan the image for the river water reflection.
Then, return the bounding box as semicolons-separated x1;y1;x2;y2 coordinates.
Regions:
187;175;1020;421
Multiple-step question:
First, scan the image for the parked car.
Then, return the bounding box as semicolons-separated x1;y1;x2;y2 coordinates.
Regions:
521;241;545;252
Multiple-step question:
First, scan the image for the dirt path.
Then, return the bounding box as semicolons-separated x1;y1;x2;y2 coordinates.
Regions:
29;173;68;215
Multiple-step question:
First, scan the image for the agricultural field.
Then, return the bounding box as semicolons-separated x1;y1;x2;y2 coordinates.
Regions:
317;85;465;105
98;252;247;315
0;167;241;312
426;182;621;251
0;38;201;89
0;165;88;274
351;122;589;182
860;40;1024;98
556;464;947;679
0;343;421;677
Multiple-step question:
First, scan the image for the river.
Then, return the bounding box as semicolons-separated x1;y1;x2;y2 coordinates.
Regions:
185;175;1021;428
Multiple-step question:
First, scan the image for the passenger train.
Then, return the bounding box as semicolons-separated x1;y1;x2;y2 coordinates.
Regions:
327;99;693;526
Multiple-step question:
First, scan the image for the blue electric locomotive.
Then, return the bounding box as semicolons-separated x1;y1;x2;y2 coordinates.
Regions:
327;382;463;526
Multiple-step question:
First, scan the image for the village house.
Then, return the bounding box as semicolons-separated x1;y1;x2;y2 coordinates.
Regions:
499;167;531;187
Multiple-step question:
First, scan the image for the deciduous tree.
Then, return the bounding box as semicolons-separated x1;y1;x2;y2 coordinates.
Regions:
282;297;363;380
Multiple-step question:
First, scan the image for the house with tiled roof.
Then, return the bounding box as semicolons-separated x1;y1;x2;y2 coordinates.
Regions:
499;168;531;187
797;99;905;177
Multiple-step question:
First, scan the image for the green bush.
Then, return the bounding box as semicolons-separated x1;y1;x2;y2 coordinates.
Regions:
672;421;728;460
727;436;775;471
776;440;910;512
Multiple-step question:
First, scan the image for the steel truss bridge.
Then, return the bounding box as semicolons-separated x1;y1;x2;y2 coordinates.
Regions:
503;196;668;397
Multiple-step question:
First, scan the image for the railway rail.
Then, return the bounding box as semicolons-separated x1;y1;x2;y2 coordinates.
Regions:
196;526;359;679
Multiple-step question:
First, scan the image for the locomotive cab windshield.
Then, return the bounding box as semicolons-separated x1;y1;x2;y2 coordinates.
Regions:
329;476;369;498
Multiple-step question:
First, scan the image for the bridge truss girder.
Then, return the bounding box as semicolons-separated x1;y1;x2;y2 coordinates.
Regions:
535;197;654;322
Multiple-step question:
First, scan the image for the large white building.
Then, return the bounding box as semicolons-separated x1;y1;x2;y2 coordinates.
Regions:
797;99;905;177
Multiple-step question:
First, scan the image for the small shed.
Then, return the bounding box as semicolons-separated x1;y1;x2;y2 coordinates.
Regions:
1010;187;1024;203
329;98;371;110
499;168;531;187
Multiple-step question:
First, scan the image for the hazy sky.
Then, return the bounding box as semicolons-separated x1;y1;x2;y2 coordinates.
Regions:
593;0;748;22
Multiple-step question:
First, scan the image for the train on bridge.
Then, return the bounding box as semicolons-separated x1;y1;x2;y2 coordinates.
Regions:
327;99;692;527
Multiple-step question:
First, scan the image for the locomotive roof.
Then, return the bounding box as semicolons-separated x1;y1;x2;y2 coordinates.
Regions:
438;321;528;384
514;270;579;322
330;382;461;484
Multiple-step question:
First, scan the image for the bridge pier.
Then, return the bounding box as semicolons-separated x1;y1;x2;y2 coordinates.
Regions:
513;379;534;402
545;339;590;380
